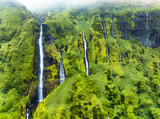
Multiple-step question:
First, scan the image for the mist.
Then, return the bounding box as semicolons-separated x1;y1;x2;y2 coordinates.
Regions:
16;0;159;11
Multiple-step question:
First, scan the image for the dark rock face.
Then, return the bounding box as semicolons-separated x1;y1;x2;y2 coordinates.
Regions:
109;11;160;48
42;23;59;99
43;24;55;44
44;52;57;67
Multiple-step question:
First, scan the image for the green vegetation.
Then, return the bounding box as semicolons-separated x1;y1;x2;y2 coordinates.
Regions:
33;4;160;119
0;0;160;119
0;1;39;118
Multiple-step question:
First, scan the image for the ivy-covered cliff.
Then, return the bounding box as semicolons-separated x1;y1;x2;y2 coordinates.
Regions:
0;1;39;118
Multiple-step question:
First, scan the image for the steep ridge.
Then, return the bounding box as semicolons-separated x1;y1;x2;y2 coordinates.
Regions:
0;1;160;119
0;1;39;118
33;4;160;119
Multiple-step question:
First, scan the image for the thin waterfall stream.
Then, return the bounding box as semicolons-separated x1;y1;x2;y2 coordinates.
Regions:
111;14;123;66
83;30;89;75
59;53;65;84
38;25;44;102
26;24;44;119
102;21;110;64
145;12;151;47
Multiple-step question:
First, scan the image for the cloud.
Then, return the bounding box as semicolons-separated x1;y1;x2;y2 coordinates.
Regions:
16;0;158;11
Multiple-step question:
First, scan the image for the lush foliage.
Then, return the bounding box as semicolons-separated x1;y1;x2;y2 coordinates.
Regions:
0;1;39;118
33;3;160;119
1;1;160;119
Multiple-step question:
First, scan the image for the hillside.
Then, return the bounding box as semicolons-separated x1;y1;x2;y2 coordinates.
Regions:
0;1;39;118
33;3;160;119
0;0;160;119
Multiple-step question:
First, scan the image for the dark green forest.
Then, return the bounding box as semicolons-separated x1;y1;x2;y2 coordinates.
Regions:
0;0;160;119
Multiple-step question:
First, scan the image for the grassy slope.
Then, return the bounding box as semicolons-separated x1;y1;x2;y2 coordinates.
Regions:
33;4;160;119
0;1;39;118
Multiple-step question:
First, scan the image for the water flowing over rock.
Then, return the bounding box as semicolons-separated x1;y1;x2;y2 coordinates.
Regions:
111;14;123;66
38;25;44;102
83;30;89;75
106;44;110;65
26;109;29;119
145;12;151;47
102;21;107;39
101;20;111;65
111;13;114;37
59;53;65;84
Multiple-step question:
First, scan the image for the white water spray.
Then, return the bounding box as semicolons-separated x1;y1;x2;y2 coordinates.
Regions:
59;53;65;84
83;30;89;75
38;25;44;102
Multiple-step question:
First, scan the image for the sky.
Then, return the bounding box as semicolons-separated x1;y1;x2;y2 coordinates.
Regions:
16;0;99;10
16;0;159;11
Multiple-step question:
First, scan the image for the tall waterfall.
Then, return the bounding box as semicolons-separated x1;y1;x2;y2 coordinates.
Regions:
26;109;29;119
146;12;149;30
102;21;110;65
110;13;123;66
38;25;44;102
59;53;65;84
111;14;114;37
83;30;89;75
145;12;151;47
115;39;123;66
106;44;110;65
119;48;123;66
102;21;107;39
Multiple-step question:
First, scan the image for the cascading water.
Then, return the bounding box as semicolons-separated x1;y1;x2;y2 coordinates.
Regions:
26;24;44;119
83;30;89;75
101;17;114;80
119;48;123;66
26;109;29;119
115;39;123;66
111;13;114;37
59;53;65;84
146;12;149;30
102;21;107;39
102;21;110;64
106;44;110;65
111;14;123;66
38;25;44;102
145;12;151;47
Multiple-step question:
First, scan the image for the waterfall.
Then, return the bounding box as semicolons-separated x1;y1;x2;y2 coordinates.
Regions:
158;22;160;39
119;49;123;66
83;30;89;75
110;15;123;66
106;44;110;65
115;39;123;66
59;53;65;84
101;21;110;64
102;21;107;39
38;25;44;102
146;12;149;30
111;14;114;37
26;109;29;119
145;12;151;47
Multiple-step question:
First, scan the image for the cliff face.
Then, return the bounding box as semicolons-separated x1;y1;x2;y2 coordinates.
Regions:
33;4;160;119
115;11;160;48
101;3;160;48
42;24;60;98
